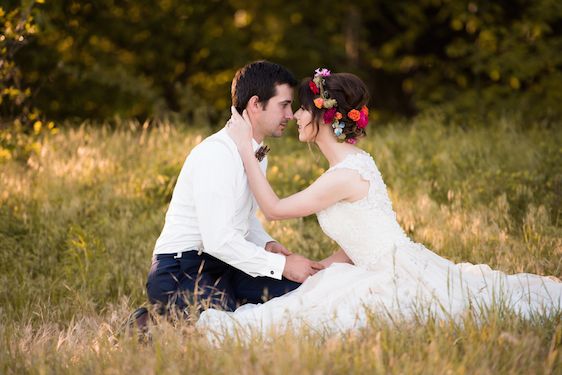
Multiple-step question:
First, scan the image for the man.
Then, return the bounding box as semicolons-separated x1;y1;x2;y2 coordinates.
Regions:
143;61;323;321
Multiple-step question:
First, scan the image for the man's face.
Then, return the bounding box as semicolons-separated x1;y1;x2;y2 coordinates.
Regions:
254;84;294;140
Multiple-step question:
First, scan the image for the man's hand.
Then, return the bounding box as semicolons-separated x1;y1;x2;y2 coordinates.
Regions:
282;254;325;283
265;241;292;256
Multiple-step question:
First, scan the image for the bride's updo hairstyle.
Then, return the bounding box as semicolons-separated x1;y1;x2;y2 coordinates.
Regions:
299;69;370;144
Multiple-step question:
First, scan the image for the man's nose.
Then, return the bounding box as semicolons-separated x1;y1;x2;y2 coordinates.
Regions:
286;109;294;119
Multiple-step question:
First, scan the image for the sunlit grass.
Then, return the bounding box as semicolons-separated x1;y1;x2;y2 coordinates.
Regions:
1;115;561;373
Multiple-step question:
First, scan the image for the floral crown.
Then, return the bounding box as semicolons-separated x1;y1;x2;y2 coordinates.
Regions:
308;68;369;144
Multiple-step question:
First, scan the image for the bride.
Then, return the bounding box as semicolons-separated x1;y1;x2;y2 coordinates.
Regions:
197;69;561;337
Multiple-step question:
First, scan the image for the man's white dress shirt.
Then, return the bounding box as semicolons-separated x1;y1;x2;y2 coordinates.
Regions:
154;128;286;279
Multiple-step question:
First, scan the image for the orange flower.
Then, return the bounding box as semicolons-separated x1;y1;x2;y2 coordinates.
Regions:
314;98;324;109
348;109;361;122
361;105;369;116
335;112;343;120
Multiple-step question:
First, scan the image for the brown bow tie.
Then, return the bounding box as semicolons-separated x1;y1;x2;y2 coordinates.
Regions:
255;145;270;161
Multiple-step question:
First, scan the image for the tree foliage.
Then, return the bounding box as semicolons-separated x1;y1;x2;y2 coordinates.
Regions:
1;0;57;161
2;0;562;126
1;1;39;124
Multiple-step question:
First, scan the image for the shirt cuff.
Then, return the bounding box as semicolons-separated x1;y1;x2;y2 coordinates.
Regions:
264;251;286;280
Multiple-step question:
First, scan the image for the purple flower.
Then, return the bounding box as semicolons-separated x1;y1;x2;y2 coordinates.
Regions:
314;68;331;77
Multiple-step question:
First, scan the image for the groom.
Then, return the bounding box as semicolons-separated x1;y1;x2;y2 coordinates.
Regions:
144;61;323;320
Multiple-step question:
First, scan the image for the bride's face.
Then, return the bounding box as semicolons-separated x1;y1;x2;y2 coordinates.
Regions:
294;107;317;142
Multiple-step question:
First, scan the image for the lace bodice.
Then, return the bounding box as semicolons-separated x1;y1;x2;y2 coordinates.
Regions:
317;152;409;269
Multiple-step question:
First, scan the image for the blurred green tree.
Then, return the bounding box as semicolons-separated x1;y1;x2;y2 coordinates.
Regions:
1;0;57;161
2;0;561;125
1;1;39;125
359;0;562;123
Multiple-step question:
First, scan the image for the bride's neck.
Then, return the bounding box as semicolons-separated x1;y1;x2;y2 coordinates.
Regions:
315;135;356;168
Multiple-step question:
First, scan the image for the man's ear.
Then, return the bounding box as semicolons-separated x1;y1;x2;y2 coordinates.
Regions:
246;95;261;114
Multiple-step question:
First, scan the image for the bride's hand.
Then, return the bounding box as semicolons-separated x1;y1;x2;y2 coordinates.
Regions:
227;106;253;152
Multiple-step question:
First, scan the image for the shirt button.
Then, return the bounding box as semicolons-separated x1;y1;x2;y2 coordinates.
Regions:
270;270;274;275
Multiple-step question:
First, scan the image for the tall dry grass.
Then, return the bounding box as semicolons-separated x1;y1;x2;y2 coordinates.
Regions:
1;115;560;373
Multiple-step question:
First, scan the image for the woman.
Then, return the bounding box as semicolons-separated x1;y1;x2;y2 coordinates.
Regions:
197;69;561;337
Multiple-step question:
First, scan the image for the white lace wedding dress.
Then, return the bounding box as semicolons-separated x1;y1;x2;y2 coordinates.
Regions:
197;152;561;337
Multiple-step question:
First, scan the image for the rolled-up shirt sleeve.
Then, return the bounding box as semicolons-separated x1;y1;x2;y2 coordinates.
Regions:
191;143;286;279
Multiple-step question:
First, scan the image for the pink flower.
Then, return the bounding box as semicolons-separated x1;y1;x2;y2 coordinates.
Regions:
314;68;331;77
357;112;368;128
323;108;337;124
346;137;357;144
309;81;319;95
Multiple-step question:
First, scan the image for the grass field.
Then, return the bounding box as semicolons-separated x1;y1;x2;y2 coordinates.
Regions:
1;114;561;374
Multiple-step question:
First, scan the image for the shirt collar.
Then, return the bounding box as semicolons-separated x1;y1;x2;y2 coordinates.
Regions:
251;138;262;152
220;127;264;155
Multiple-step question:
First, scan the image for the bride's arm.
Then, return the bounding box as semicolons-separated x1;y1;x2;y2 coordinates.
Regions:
320;249;353;268
227;109;358;220
243;156;355;220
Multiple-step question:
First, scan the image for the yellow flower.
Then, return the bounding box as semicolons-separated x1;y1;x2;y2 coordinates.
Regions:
33;121;42;134
0;148;12;161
